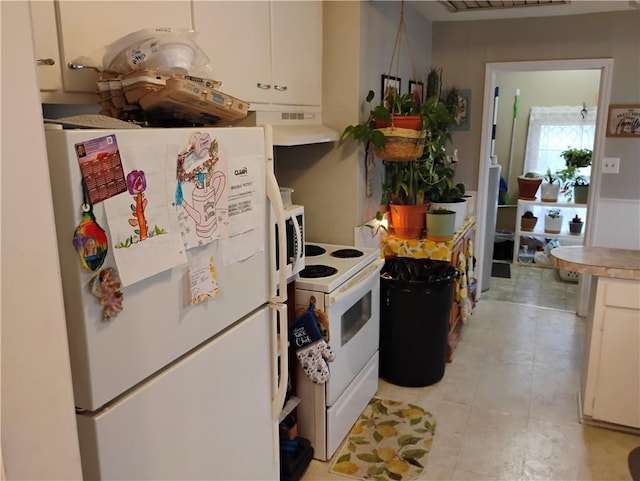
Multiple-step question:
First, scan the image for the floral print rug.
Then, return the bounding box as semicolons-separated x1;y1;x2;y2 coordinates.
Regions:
330;398;437;481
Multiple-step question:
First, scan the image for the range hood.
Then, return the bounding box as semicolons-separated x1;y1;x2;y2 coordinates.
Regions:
238;110;340;146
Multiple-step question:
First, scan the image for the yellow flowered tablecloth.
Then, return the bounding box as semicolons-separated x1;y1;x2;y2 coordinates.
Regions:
382;216;477;322
382;216;476;260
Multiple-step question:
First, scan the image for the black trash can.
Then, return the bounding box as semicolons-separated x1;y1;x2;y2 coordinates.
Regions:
379;258;458;387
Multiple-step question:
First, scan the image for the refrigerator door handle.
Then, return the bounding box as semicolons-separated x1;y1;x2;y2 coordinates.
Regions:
269;301;289;464
264;125;288;304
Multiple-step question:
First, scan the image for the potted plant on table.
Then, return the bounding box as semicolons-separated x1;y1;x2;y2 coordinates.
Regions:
427;179;467;232
344;68;457;240
426;208;456;241
544;208;563;234
520;210;538;231
541;167;561;202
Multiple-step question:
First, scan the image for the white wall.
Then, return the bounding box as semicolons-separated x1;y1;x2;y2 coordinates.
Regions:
0;3;82;479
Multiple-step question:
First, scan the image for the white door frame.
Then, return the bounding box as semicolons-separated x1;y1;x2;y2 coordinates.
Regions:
475;58;614;297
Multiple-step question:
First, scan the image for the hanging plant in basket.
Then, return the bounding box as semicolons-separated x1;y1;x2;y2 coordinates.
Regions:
342;89;427;162
341;0;429;162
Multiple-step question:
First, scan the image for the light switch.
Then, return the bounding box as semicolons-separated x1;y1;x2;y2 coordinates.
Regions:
602;157;620;174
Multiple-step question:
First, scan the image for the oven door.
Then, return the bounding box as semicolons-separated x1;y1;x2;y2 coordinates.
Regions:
318;258;383;406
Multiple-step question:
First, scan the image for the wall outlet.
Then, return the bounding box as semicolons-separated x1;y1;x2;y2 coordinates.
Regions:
602;157;620;174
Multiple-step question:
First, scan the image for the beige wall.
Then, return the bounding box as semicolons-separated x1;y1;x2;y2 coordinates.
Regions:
275;1;433;245
1;2;83;479
432;10;640;200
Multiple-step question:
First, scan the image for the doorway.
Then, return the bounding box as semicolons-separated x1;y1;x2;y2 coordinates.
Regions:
475;59;614;312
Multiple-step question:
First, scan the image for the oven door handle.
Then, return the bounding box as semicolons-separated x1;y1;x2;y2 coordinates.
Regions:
328;258;384;306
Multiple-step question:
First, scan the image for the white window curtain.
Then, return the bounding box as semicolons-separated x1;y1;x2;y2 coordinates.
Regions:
523;106;597;176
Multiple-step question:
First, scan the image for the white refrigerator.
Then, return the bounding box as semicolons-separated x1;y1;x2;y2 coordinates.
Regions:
44;125;289;480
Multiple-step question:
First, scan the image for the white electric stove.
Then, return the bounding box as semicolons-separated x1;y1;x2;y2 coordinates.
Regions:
296;243;381;292
295;242;383;460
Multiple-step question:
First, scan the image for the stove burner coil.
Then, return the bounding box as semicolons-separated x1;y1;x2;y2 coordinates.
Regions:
299;265;338;278
305;244;327;257
330;248;364;259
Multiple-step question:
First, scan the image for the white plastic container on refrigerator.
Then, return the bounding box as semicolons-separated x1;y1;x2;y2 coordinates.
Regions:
44;125;289;480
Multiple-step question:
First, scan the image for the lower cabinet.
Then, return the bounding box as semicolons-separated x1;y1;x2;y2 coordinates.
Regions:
582;277;640;428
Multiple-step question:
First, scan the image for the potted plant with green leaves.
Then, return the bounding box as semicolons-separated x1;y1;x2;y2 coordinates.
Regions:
541;167;561;202
569;214;584;234
427;179;466;231
520;210;538;231
517;171;543;200
557;147;592;203
341;89;426;162
544;208;563;234
348;68;457;240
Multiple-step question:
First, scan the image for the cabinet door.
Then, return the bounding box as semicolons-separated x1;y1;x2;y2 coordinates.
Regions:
193;1;272;106
56;1;192;93
30;0;62;93
592;303;640;428
271;1;322;106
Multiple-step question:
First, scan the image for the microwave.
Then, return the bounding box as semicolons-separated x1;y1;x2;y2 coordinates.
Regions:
275;204;305;282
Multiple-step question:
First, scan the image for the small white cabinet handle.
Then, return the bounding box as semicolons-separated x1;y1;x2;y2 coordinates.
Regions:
256;82;271;89
67;62;101;72
36;58;55;66
274;85;288;92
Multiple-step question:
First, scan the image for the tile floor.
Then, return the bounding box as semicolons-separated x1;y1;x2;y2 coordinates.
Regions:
301;265;639;481
483;263;580;311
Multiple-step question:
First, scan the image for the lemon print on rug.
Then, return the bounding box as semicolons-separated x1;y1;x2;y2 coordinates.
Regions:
330;397;436;481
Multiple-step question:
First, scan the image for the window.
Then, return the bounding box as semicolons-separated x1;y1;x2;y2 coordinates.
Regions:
523;106;596;177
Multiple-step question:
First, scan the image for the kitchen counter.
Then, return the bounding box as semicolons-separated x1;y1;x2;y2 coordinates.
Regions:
550;246;640;280
551;246;640;432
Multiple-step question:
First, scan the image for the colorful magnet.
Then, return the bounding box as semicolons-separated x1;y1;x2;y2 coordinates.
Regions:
89;267;124;320
73;203;108;272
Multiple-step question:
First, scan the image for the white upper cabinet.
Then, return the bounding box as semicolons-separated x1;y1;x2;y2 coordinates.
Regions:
194;1;322;108
193;1;272;105
30;0;63;94
38;1;191;103
270;1;322;107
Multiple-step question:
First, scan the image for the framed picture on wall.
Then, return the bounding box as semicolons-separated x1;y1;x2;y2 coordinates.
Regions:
606;104;640;137
450;89;471;131
408;80;424;104
381;75;401;109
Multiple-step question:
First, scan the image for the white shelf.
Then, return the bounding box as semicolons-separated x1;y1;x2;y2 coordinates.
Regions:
520;228;584;241
513;197;588;266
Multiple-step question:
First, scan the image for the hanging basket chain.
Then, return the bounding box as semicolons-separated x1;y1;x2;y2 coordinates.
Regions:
386;0;419;122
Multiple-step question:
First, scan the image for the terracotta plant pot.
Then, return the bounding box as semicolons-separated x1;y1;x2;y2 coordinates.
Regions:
517;176;542;200
520;216;538;232
374;115;422;130
390;203;428;239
